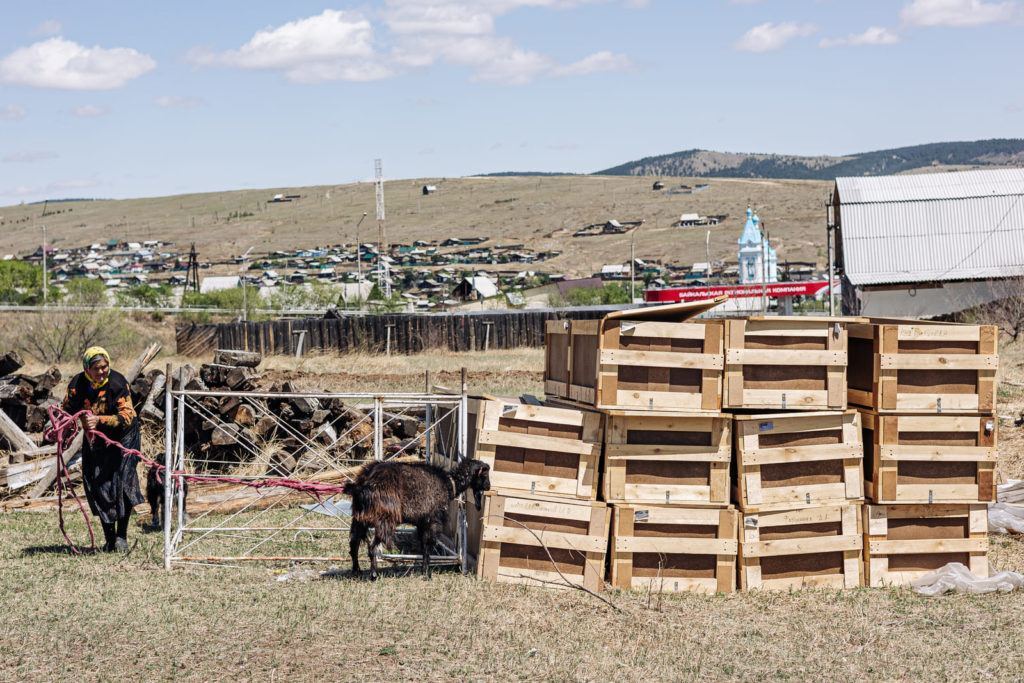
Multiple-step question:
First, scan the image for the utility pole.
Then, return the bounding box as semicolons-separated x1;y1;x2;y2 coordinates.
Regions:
355;211;367;283
705;230;711;280
374;159;389;298
630;236;636;302
826;197;836;316
761;230;768;315
239;246;253;322
41;224;47;306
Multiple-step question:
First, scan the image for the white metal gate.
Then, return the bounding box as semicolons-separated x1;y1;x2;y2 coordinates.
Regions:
161;372;468;571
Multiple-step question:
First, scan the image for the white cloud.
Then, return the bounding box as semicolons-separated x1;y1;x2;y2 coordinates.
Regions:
71;104;108;117
1;104;26;121
155;95;205;109
0;38;155;90
188;9;383;83
190;3;640;85
735;22;817;52
383;1;637;84
820;26;900;47
901;0;1019;26
3;150;58;163
32;19;62;37
552;50;632;77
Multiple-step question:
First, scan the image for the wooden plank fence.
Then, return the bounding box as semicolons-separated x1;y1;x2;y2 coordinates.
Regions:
175;308;616;356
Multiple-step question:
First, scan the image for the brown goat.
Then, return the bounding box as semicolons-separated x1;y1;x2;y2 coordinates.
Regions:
343;459;490;579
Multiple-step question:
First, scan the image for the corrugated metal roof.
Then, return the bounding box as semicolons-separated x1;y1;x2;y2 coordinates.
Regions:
836;169;1024;204
836;170;1024;286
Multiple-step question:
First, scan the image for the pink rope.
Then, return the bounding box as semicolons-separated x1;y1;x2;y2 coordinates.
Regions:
45;405;349;554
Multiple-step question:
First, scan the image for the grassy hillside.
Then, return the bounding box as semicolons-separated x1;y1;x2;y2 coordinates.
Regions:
597;139;1024;179
0;175;831;279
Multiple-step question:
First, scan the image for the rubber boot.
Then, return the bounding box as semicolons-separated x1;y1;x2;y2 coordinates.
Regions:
114;514;131;553
101;522;116;553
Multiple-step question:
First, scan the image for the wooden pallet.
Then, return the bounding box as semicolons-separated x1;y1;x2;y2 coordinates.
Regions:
739;505;862;590
543;299;727;412
474;400;603;501
545;320;571;399
733;411;863;512
477;491;610;592
603;412;732;506
861;412;996;504
863;504;988;587
848;320;997;414
724;317;848;410
610;505;738;593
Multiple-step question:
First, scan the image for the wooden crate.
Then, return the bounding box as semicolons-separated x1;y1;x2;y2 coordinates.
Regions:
477;491;610;592
864;504;988;587
724;317;848;411
733;411;864;512
739;505;863;590
610;505;738;594
603;412;732;506
861;412;996;504
544;319;571;399
544;299;726;412
474;400;603;501
848;320;997;414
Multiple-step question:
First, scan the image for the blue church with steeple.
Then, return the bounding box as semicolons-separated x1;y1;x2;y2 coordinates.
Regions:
738;207;777;285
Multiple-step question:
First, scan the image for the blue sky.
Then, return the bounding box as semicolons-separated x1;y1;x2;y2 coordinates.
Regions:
0;0;1020;203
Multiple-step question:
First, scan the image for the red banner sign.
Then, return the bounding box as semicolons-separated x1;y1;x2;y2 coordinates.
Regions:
645;280;832;303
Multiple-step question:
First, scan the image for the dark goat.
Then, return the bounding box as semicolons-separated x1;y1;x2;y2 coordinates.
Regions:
145;465;188;531
343;459;490;579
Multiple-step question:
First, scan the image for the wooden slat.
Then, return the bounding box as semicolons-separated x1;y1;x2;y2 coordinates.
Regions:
616;537;737;555
726;349;847;366
868;538;988;554
600;349;723;370
879;354;997;370
879;445;996;462
481;525;608;553
477;428;595;456
741;444;862;466
742;535;861;558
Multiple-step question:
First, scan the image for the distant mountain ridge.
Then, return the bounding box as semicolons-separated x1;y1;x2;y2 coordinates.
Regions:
595;138;1024;179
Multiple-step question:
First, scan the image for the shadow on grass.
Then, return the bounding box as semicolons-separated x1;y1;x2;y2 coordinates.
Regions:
21;544;100;557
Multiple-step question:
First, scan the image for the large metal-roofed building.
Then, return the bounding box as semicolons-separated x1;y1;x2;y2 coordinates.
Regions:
833;168;1024;317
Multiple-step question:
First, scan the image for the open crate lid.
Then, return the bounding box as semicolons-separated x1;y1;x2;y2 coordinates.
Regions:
603;295;728;322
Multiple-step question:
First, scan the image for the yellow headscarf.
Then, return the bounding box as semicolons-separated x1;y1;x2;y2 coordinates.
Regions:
82;346;110;369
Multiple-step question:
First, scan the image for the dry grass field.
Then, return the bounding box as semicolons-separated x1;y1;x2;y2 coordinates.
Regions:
0;175;831;278
2;343;1024;681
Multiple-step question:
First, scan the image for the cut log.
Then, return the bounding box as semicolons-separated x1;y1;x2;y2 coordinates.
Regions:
171;364;198;390
210;423;241;446
26;367;62;399
225;366;259;390
124;342;162;384
25;399;56;433
213;349;262;368
253;416;278;439
0;351;24;376
200;363;233;386
289;395;320;416
233;404;256;427
0;405;36;452
140;372;166;421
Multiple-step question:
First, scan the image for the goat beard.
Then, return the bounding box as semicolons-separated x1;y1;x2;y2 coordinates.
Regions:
473;489;483;510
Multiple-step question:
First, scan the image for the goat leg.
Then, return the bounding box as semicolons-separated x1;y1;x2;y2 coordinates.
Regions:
349;521;366;576
417;523;431;579
368;532;382;581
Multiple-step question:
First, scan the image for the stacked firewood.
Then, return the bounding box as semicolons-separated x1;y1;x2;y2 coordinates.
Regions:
167;349;423;477
0;351;64;440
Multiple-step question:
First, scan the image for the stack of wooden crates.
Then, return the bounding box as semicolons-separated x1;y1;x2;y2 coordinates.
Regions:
849;319;997;587
546;298;740;593
464;299;998;594
727;316;864;590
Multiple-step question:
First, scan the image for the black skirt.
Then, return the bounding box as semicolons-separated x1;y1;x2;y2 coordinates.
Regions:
80;426;145;524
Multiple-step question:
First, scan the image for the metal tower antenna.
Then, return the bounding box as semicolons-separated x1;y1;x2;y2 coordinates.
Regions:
374;159;391;297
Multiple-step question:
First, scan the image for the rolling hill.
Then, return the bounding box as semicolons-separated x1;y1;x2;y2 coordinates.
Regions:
596;138;1024;179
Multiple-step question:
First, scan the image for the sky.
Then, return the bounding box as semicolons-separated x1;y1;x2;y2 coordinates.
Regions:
0;0;1021;204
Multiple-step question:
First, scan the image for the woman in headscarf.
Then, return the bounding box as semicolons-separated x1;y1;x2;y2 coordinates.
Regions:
61;346;144;552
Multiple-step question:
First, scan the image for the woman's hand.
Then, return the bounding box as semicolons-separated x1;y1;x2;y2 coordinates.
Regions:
80;413;100;431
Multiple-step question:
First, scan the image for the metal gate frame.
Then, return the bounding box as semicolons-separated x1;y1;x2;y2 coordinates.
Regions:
161;367;468;571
